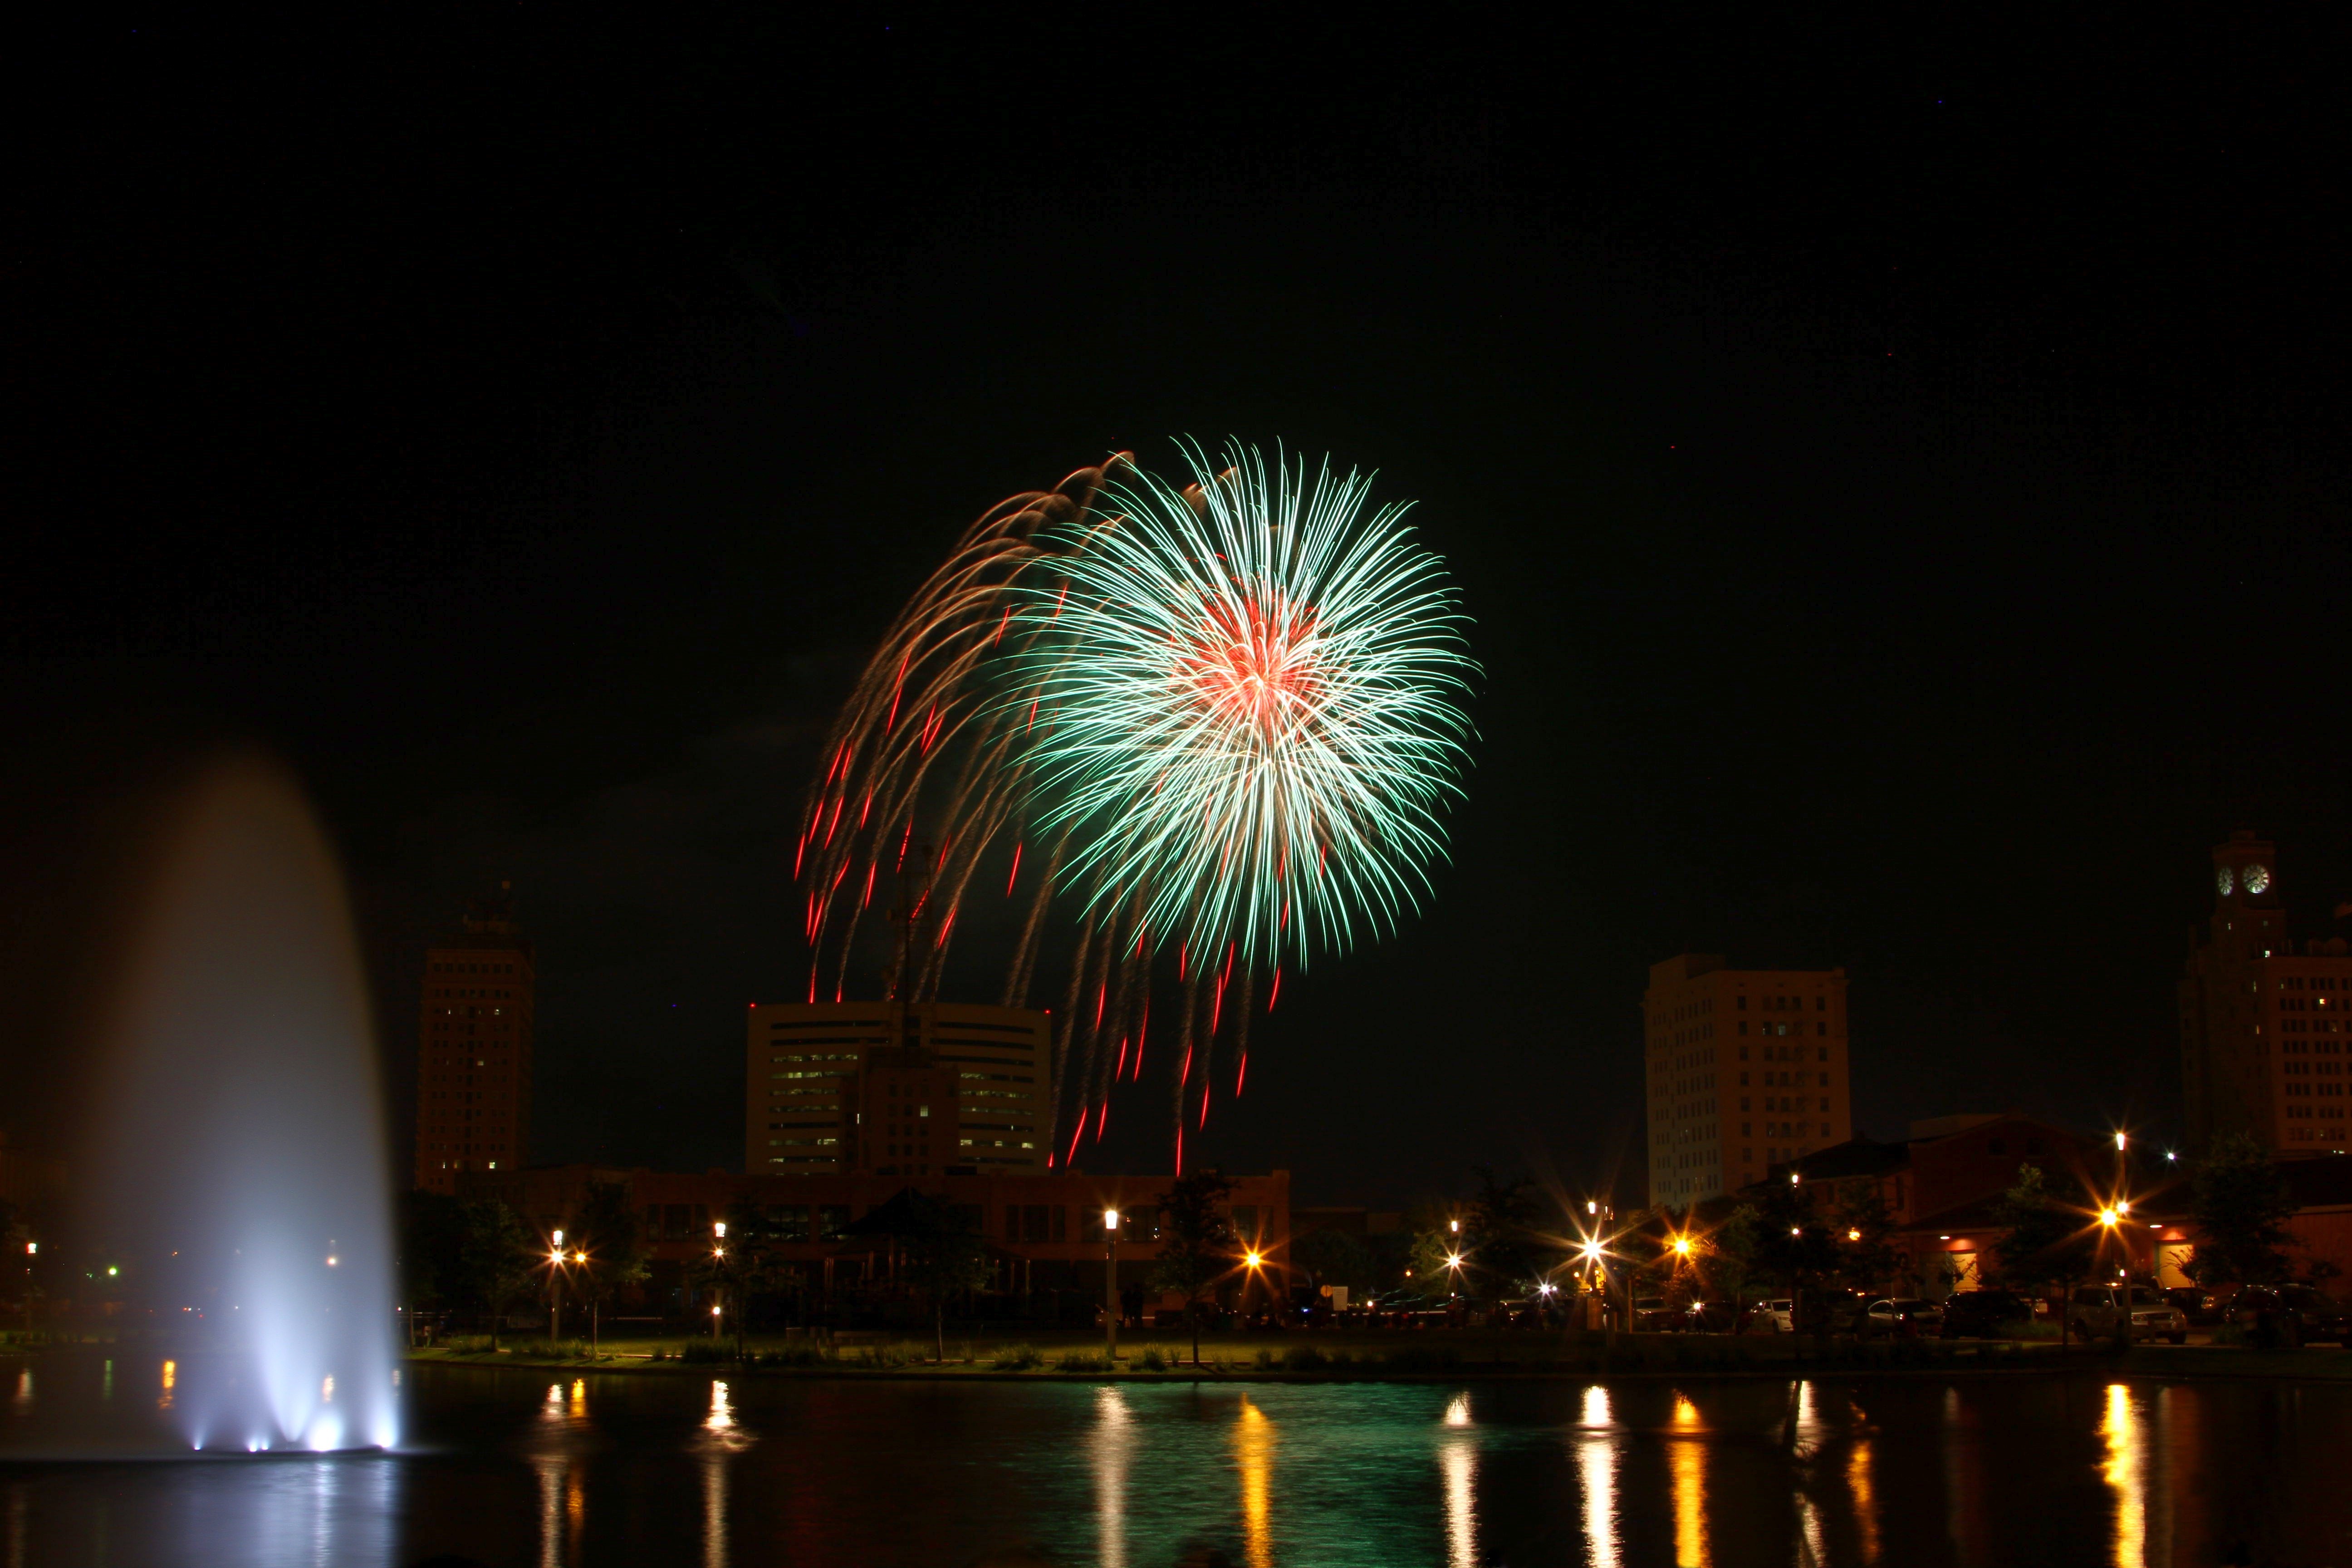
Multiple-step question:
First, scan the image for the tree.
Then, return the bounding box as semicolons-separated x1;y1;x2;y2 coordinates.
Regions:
1992;1162;2096;1342
457;1198;537;1350
892;1195;991;1363
1719;1184;1841;1328
1461;1169;1553;1300
571;1183;651;1362
397;1190;468;1344
2188;1131;2298;1289
1292;1227;1374;1301
1708;1204;1764;1308
1829;1183;1904;1298
1151;1170;1238;1366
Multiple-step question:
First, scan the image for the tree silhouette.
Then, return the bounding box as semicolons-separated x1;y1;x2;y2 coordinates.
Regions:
2188;1131;2298;1288
1992;1162;2095;1343
1151;1170;1237;1365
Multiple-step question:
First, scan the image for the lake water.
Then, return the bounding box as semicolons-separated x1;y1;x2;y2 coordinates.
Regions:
3;1350;2345;1566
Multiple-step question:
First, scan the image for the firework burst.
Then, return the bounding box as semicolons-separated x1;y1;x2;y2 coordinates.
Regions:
1017;440;1476;973
793;441;1474;1166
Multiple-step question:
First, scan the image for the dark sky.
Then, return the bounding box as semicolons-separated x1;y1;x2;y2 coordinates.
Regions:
5;11;2349;1206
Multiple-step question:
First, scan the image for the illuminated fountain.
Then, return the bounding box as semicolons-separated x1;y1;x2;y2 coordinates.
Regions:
82;755;399;1453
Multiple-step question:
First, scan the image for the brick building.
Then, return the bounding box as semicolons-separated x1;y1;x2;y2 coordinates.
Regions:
1645;953;1854;1206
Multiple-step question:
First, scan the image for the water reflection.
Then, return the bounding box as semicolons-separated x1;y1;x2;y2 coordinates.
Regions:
1236;1396;1276;1568
1095;1385;1133;1568
1847;1431;1879;1564
158;1359;175;1414
1578;1386;1619;1568
1439;1393;1475;1568
1670;1393;1708;1568
9;1362;2352;1567
696;1379;754;1568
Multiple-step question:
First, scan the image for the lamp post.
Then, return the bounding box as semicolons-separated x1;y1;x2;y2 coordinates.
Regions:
711;1221;730;1352
573;1249;594;1360
1102;1208;1120;1361
21;1240;34;1338
548;1230;566;1342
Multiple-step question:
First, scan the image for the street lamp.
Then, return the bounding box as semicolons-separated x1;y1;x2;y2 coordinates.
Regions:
20;1240;32;1337
548;1231;568;1340
1102;1208;1120;1361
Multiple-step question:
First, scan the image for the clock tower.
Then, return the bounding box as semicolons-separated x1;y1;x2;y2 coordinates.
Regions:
2180;832;2352;1156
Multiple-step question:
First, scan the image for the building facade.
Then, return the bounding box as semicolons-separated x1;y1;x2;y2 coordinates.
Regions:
413;887;535;1194
746;1000;1052;1178
1644;953;1852;1207
2180;832;2352;1156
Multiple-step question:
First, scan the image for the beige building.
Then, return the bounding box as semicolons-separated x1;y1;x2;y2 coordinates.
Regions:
2180;832;2352;1156
413;887;536;1194
1644;953;1853;1208
747;1000;1052;1177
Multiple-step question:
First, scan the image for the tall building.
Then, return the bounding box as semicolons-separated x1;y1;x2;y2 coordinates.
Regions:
2180;832;2352;1156
746;1000;1052;1177
1643;953;1853;1208
413;886;535;1194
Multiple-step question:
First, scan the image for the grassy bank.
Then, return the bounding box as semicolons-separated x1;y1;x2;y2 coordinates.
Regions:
397;1327;2352;1383
404;1326;2069;1380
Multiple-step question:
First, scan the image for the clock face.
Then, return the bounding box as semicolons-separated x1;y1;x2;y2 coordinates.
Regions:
2217;865;2235;897
2244;863;2272;896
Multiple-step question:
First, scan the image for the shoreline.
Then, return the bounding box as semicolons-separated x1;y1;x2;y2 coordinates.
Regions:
394;1341;2352;1386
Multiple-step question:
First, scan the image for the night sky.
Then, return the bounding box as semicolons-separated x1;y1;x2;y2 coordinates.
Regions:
5;12;2348;1207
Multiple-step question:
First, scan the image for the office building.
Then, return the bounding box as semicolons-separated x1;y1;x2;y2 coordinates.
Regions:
412;886;535;1194
2180;832;2352;1156
1643;952;1853;1207
746;1000;1052;1177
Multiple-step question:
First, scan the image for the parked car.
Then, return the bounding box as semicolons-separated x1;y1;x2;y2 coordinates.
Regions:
1855;1298;1946;1338
1632;1296;1681;1332
2223;1284;2352;1347
1820;1290;1874;1333
2070;1284;2189;1344
2162;1286;2224;1326
1939;1289;2033;1339
1683;1299;1738;1333
1746;1298;1796;1333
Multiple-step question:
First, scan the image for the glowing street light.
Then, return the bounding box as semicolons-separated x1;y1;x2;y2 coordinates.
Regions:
2115;1132;2128;1152
1847;1228;1861;1242
1103;1208;1122;1361
1671;1236;1692;1258
2098;1207;2120;1227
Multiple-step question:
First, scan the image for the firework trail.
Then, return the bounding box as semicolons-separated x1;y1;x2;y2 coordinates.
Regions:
795;440;1475;1167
